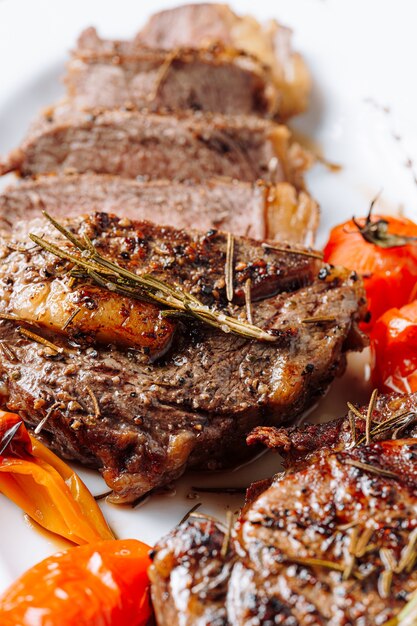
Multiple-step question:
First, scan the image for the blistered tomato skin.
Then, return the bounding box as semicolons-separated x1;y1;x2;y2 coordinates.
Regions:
323;215;417;331
370;300;417;393
0;539;152;626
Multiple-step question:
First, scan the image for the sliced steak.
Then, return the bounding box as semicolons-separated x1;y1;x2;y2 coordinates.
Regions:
0;212;366;502
0;174;319;244
67;27;278;117
149;392;417;625
136;3;311;119
0;106;308;183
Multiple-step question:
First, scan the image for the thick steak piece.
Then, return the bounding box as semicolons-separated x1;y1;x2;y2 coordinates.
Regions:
66;27;278;118
136;3;310;119
0;107;309;183
0;213;366;502
149;392;417;626
0;175;318;244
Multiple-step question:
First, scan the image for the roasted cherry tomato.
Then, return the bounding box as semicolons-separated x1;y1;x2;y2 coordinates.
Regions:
323;209;417;331
370;300;417;394
0;539;152;626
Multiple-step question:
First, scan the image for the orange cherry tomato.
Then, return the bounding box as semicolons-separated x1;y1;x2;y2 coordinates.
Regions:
0;539;152;626
323;213;417;331
370;300;417;394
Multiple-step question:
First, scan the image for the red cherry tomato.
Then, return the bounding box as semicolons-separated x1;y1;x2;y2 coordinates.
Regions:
370;300;417;394
0;539;152;626
323;214;417;331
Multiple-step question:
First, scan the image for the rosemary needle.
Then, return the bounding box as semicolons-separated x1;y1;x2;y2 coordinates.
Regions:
225;232;234;302
19;327;64;354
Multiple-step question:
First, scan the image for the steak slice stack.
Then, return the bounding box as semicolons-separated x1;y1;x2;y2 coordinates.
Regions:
0;106;308;183
0;175;318;244
0;212;366;502
149;392;417;625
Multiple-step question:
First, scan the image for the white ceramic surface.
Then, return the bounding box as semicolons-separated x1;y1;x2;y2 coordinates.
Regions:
0;0;416;594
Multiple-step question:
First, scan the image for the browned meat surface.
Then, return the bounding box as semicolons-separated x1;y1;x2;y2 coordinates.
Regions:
136;3;311;119
0;106;308;183
66;27;278;117
248;391;417;463
0;212;365;502
150;393;417;625
0;175;319;245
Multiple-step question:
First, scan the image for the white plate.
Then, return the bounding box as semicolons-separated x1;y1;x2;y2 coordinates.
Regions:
0;0;417;594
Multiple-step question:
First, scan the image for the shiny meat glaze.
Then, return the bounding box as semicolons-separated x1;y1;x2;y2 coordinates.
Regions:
0;213;366;501
0;106;308;184
67;27;277;117
0;175;319;245
150;394;417;625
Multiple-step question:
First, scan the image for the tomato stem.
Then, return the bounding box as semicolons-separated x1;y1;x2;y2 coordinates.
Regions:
352;193;417;249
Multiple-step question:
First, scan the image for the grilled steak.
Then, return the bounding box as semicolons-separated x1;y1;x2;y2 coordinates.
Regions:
136;3;310;119
0;175;318;244
149;392;417;625
0;212;365;502
66;27;278;117
0;106;308;183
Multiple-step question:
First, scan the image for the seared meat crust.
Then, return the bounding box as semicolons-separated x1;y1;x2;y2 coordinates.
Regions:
150;393;417;625
0;213;366;501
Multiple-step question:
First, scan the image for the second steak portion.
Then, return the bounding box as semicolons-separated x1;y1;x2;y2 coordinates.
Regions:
150;392;417;625
0;213;366;502
0;175;319;244
0;107;309;184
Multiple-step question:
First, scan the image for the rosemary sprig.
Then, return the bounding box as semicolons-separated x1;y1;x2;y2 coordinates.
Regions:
347;389;413;448
288;556;346;574
62;307;82;330
34;401;64;435
189;511;224;525
345;458;399;480
0;420;23;455
178;502;202;526
366;388;379;445
30;213;277;343
221;511;234;558
19;327;64;355
94;490;113;502
347;401;366;422
147;49;179;102
384;589;417;625
354;526;376;558
261;242;324;260
301;316;336;324
348;411;357;446
396;528;417;574
225;232;234;302
244;278;253;324
379;547;396;599
0;342;17;362
86;386;101;419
